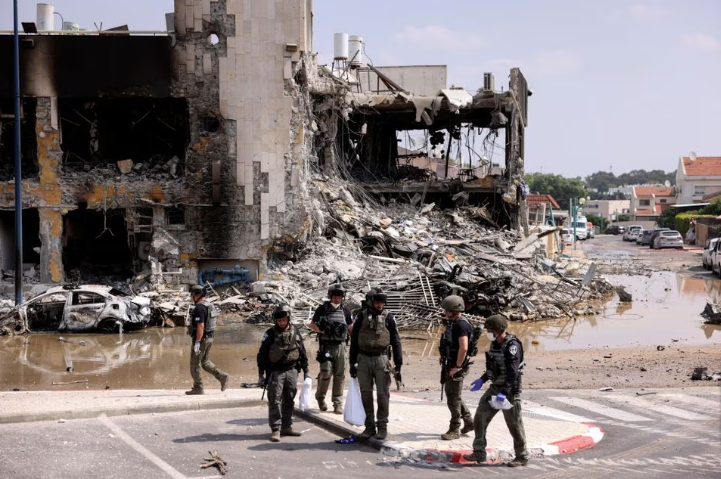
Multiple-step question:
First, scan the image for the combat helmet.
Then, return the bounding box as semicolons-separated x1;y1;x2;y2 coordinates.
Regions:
484;314;508;332
440;295;465;312
328;283;346;298
273;303;292;321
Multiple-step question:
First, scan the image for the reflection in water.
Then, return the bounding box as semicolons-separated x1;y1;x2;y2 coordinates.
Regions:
1;271;719;391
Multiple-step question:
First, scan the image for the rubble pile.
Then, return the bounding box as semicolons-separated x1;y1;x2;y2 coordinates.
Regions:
233;178;615;328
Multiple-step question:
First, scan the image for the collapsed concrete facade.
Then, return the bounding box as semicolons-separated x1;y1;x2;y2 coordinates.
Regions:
0;0;529;289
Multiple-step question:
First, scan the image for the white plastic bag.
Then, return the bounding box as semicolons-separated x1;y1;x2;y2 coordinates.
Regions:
489;394;513;410
344;378;366;426
299;377;312;412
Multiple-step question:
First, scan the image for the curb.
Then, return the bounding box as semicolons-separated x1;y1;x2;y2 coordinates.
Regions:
542;423;604;455
295;408;604;464
0;398;265;425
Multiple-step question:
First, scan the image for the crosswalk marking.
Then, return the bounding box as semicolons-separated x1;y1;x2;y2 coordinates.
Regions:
523;400;593;423
658;394;721;410
549;397;653;422
604;395;708;421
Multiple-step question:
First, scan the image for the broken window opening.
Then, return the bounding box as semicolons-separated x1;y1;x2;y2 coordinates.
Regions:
201;116;221;133
63;208;134;281
0;98;39;181
59;98;189;178
165;206;185;225
0;208;41;271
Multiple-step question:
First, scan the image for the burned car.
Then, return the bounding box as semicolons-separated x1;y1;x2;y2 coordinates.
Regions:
0;285;153;335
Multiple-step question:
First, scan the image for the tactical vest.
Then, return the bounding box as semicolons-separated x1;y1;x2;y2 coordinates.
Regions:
268;325;301;364
187;301;219;336
320;303;348;342
199;300;219;333
357;310;391;353
487;334;523;388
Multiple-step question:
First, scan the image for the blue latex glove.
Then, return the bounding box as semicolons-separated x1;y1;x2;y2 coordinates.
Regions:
470;377;485;392
496;392;506;402
193;341;200;354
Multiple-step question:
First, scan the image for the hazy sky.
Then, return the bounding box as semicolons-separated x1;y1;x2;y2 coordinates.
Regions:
2;0;719;178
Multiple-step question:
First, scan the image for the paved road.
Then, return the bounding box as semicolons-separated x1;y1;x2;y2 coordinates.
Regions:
1;388;718;478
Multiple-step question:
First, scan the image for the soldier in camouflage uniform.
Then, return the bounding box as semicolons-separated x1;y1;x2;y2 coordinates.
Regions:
257;304;310;442
348;288;402;441
463;314;528;467
186;285;229;395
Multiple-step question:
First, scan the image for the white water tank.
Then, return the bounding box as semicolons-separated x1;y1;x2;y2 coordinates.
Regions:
62;21;80;31
37;3;54;31
333;32;349;60
348;35;364;66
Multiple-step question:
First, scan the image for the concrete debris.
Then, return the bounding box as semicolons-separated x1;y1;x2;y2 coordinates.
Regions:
616;286;633;302
700;302;721;324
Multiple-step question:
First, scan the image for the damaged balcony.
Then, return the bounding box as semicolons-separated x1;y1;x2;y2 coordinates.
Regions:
59;98;189;178
314;67;529;228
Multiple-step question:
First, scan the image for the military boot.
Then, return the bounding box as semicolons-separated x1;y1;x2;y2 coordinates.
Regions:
185;387;204;395
317;398;328;411
507;458;528;467
462;451;487;464
219;374;230;392
460;420;474;435
357;427;376;439
375;426;388;440
441;429;460;440
280;428;302;437
333;404;343;415
270;430;280;442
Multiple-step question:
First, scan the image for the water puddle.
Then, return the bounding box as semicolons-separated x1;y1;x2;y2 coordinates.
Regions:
1;272;718;390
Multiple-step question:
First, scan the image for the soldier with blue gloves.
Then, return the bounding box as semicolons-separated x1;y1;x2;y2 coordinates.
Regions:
463;314;528;467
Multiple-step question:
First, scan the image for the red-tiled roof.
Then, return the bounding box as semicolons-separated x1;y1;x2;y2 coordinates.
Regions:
634;186;675;197
526;194;560;209
682;156;721;176
703;190;721;202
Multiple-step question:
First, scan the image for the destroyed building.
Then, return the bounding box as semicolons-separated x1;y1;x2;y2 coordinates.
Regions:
0;1;531;294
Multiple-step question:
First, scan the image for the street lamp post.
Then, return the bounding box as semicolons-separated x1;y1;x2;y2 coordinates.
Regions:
13;0;23;305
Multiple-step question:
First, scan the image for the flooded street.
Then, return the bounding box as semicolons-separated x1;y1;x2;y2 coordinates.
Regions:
1;236;719;391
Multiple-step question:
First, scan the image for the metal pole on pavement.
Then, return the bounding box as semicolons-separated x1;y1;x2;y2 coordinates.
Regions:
571;198;577;251
13;0;24;305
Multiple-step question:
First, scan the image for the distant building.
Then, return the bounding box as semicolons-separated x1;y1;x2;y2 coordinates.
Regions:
675;156;721;204
630;186;676;221
585;200;631;221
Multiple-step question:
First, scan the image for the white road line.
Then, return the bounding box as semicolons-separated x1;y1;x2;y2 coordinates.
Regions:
98;414;219;479
549;397;653;422
658;394;721;410
523;400;593;423
604;395;708;421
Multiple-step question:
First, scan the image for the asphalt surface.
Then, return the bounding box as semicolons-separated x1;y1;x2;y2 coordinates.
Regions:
0;388;718;478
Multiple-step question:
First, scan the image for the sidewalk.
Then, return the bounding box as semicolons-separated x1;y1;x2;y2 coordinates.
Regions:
0;388;602;464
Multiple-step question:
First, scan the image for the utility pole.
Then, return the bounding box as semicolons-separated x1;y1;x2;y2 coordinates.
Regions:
13;0;24;305
570;198;577;251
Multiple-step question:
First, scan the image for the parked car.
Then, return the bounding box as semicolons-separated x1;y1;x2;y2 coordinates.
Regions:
586;222;595;239
560;228;573;244
712;241;721;276
653;230;683;249
623;225;642;242
0;285;153;335
638;229;654;245
605;225;626;235
649;228;671;249
703;238;720;269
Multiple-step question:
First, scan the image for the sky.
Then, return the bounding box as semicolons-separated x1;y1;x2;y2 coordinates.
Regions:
1;0;719;178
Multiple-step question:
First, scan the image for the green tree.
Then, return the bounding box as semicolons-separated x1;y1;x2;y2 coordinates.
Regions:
525;173;586;210
586;213;607;231
585;171;618;193
700;199;721;216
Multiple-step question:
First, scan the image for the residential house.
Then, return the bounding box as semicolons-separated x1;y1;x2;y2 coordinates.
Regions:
676;156;721;204
630;186;676;222
526;194;560;225
585;200;631;222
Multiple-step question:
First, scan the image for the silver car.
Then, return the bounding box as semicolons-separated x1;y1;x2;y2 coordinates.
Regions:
0;285;153;335
653;230;683;250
